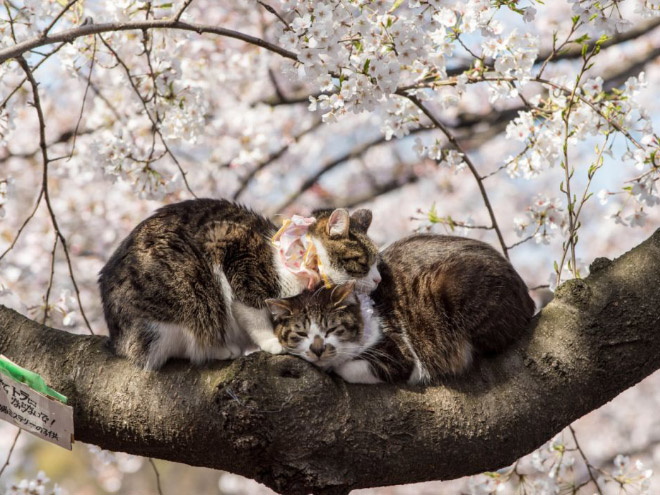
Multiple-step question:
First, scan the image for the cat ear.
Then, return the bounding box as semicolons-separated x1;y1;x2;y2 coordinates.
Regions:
350;209;372;232
265;299;294;319
330;281;357;307
327;208;350;238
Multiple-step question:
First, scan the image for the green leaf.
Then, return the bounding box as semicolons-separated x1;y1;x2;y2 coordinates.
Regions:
389;0;405;13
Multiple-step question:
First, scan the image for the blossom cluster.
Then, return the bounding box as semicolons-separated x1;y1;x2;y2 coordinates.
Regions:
513;195;568;245
4;471;64;495
0;176;12;218
468;432;653;495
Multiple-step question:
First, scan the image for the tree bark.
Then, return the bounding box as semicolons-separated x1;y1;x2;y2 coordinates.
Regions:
1;230;660;494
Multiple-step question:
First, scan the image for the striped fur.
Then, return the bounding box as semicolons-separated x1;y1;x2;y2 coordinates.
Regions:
268;234;536;384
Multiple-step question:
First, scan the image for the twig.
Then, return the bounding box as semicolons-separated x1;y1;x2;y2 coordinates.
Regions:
67;34;96;160
337;174;420;209
536;77;643;150
233;118;322;200
173;0;194;22
0;126;100;164
3;3;17;43
0;429;21;479
0;43;67;110
569;425;604;495
42;235;59;325
42;0;79;38
16;55;95;335
536;19;579;79
556;134;609;286
403;94;509;260
267;68;287;105
0;189;43;262
257;1;291;30
273;132;393;213
507;225;541;250
148;458;164;495
99;35;197;198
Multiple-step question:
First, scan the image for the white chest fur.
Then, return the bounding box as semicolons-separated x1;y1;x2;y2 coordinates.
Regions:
357;293;383;349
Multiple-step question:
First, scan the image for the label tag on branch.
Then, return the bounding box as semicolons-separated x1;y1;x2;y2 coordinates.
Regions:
0;355;74;450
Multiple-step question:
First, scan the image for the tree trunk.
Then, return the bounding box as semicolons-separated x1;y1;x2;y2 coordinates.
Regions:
1;229;660;495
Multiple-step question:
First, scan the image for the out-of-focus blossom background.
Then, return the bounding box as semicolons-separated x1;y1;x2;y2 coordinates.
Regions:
1;0;660;493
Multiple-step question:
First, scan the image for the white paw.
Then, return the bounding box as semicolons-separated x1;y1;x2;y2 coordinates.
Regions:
227;345;243;359
335;359;382;384
259;338;284;355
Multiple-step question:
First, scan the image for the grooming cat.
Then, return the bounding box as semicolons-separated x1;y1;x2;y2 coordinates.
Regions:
98;199;380;370
266;234;535;384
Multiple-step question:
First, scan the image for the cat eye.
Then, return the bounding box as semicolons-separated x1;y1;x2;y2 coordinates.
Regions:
294;331;308;338
325;325;344;337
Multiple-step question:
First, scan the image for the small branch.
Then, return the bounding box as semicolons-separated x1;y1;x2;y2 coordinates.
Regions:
569;425;604;495
403;94;509;260
339;174;420;209
233;118;322;200
4;3;17;43
67;34;96;160
0;126;100;164
536;77;643;150
99;35;197;198
173;0;194;22
507;226;540;250
536;19;579;79
42;234;58;325
0;189;43;262
0;43;67;110
257;1;291;30
16;56;95;335
41;0;79;38
272;132;393;213
149;458;164;495
267;68;287;105
0;429;21;479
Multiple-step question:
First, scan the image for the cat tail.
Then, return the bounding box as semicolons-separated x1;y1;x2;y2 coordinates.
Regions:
109;319;166;371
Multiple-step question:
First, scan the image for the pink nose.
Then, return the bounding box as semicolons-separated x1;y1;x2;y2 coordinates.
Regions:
372;275;382;284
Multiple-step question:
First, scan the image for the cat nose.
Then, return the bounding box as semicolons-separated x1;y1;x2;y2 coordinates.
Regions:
372;274;382;284
310;337;325;357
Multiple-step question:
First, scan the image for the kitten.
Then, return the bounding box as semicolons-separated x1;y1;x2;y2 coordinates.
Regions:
98;199;380;370
266;234;535;384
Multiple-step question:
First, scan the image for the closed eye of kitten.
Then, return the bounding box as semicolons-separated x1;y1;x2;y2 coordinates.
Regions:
266;283;367;369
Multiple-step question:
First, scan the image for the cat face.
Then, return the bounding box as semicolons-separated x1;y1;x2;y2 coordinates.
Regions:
308;209;381;293
265;282;365;369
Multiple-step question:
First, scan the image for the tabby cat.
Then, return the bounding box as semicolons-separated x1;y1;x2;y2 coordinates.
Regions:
266;234;535;384
99;199;380;370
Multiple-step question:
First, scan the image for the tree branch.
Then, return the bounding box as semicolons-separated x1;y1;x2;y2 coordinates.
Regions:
0;20;297;65
1;230;660;493
403;94;509;259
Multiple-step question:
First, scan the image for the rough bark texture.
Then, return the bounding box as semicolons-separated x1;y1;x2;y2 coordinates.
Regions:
1;230;660;494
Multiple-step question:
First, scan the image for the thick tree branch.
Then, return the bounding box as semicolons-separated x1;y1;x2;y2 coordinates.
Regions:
1;230;660;494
